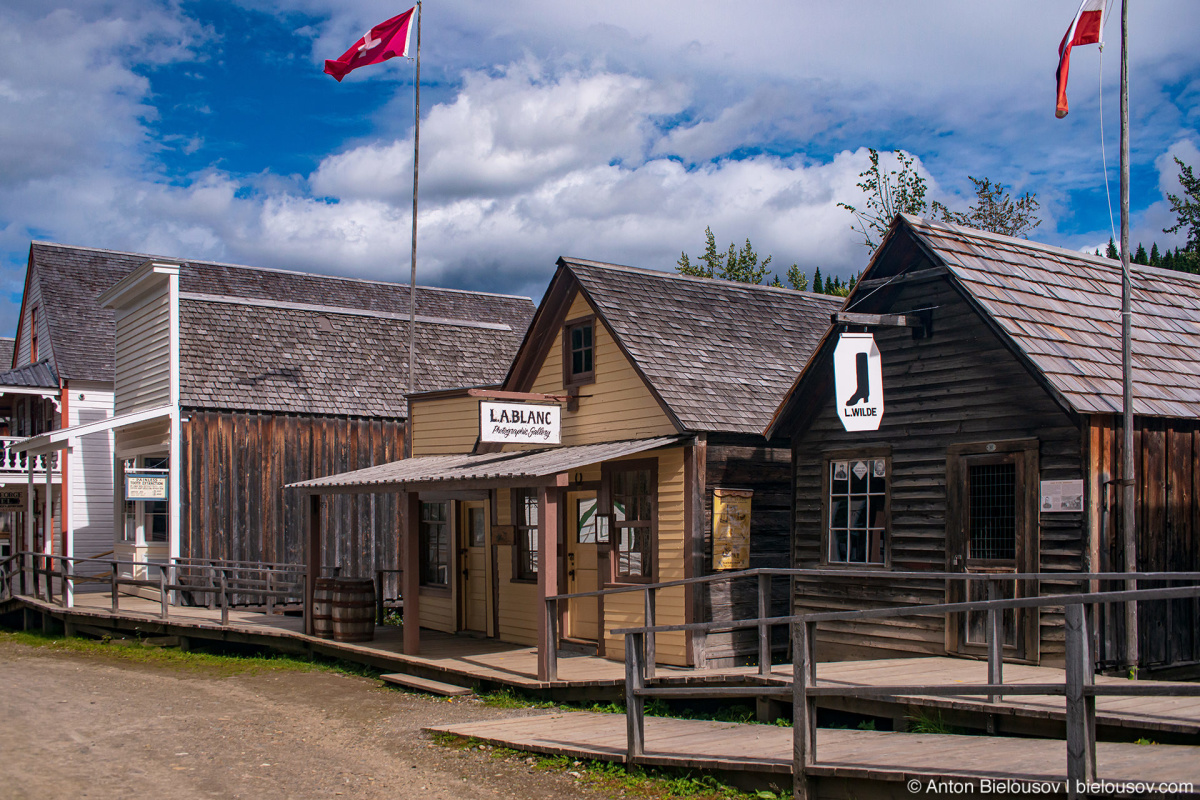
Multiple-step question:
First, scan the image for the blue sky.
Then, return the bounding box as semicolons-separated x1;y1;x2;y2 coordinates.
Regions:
1;0;1197;337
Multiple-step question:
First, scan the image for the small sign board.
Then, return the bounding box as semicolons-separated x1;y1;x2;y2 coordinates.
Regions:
480;401;561;445
1040;479;1083;513
491;525;516;546
0;489;26;509
126;473;168;501
833;333;884;432
712;488;752;570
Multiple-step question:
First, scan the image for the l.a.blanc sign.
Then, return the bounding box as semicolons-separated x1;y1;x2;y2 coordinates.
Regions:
126;473;168;501
480;401;561;445
833;332;884;432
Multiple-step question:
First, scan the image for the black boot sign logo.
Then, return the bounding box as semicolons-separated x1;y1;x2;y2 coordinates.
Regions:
833;333;883;432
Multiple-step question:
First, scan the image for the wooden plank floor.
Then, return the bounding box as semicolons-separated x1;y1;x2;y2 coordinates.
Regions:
23;592;1200;737
429;712;1200;788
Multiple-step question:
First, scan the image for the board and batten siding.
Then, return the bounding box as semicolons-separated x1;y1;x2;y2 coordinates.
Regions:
65;382;115;584
410;395;480;456
113;287;172;416
790;275;1084;665
526;291;677;446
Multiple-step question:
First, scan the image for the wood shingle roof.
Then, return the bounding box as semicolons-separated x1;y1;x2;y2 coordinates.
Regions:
562;258;844;434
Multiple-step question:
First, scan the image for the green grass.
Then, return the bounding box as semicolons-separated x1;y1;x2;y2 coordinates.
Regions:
0;627;382;679
905;710;966;735
433;733;789;799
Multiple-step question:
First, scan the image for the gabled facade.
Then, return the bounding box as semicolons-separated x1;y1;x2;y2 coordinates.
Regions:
767;215;1200;671
301;257;842;669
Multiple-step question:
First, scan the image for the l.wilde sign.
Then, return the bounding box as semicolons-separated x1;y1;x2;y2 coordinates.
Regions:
480;401;561;445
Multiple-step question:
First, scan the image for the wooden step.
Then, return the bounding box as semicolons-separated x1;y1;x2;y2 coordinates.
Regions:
380;672;473;697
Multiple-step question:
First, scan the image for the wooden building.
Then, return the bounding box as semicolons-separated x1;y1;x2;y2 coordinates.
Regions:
14;244;533;593
297;257;841;670
766;214;1200;671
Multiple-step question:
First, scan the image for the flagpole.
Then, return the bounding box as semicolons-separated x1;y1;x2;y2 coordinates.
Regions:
1119;0;1138;674
408;1;422;398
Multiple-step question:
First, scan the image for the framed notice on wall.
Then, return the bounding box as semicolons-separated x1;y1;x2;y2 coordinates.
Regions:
0;489;25;509
712;488;752;570
126;472;168;501
1039;479;1083;513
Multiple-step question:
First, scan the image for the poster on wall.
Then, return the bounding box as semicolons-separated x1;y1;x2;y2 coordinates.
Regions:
126;473;168;501
712;488;753;570
0;489;26;509
1040;479;1083;513
479;401;562;445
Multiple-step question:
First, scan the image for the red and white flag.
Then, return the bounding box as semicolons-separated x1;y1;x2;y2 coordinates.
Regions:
1055;0;1104;118
324;8;415;82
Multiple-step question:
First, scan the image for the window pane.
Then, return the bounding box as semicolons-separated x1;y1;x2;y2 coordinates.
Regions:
969;462;1016;560
577;498;597;544
469;507;486;547
828;459;887;564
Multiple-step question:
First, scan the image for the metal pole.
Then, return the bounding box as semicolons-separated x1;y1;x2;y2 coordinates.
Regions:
407;1;422;396
1119;0;1138;674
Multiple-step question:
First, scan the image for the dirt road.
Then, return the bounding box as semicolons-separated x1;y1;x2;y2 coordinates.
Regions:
0;638;598;800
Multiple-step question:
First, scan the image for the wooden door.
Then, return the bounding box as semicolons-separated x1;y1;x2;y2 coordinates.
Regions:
946;441;1039;662
565;490;600;642
460;502;489;634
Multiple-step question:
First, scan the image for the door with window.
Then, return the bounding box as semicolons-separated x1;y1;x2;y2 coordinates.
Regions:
565;490;600;642
459;501;489;634
946;440;1039;661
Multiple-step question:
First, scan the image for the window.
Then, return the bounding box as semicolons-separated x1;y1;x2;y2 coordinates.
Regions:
576;496;598;544
29;306;38;363
968;463;1017;560
514;489;539;580
467;505;486;548
612;466;654;580
826;456;888;565
563;318;595;386
419;501;449;586
122;456;169;545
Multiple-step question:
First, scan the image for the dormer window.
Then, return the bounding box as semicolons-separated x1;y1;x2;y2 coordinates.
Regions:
563;317;595;387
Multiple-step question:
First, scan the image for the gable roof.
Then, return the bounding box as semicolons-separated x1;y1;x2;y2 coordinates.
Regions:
506;257;843;435
767;215;1200;436
25;239;535;407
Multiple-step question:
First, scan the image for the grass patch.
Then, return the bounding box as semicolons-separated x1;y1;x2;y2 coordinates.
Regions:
0;627;381;679
906;710;966;735
434;733;788;799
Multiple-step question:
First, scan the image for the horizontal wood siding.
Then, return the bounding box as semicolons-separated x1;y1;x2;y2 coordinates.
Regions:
411;395;480;455
700;440;793;665
16;271;46;367
419;591;455;633
179;410;407;599
66;383;115;576
528;291;676;445
1091;415;1200;670
114;289;171;415
790;276;1084;664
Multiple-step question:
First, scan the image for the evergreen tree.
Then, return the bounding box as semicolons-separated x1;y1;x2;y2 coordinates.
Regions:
1164;156;1200;251
785;264;808;291
1106;237;1119;260
677;226;722;278
812;267;823;294
1133;243;1148;265
1150;242;1161;267
676;228;774;286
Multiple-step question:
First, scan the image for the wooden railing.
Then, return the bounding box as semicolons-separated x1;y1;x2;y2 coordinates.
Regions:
612;578;1200;800
0;436;59;476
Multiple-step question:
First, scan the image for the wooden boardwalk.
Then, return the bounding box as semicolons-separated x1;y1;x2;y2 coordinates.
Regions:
429;712;1200;796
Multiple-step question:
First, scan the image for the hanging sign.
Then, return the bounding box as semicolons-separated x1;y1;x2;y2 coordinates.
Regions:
126;472;168;501
833;332;884;432
712;488;752;570
0;489;26;509
480;401;561;445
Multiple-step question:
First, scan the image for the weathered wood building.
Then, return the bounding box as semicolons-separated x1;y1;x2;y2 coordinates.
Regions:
767;215;1200;671
15;244;533;591
297;257;841;669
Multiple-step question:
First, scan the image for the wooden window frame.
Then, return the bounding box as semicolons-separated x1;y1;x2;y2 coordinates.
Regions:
511;488;539;583
820;446;892;570
29;305;38;363
419;500;451;589
602;458;658;584
562;315;596;389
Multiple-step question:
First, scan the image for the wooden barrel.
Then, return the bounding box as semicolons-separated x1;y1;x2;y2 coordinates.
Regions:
331;578;376;642
313;577;337;639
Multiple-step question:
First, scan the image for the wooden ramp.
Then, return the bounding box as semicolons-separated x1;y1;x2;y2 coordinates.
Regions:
429;712;1200;797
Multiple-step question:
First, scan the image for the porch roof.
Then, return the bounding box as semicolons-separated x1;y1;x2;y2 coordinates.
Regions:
288;435;688;494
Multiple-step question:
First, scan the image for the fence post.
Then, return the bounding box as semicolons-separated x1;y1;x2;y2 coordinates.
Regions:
644;587;656;681
793;620;816;800
159;567;169;620
987;580;1003;703
46;557;54;604
1065;603;1096;794
265;570;274;616
758;572;771;677
207;565;216;609
219;570;229;626
376;570;385;625
64;556;73;609
625;630;645;765
542;596;559;682
111;562;119;612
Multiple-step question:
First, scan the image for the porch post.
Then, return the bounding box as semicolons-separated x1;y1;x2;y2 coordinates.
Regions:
304;493;320;636
401;490;421;655
24;459;34;593
44;453;53;600
537;484;560;681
